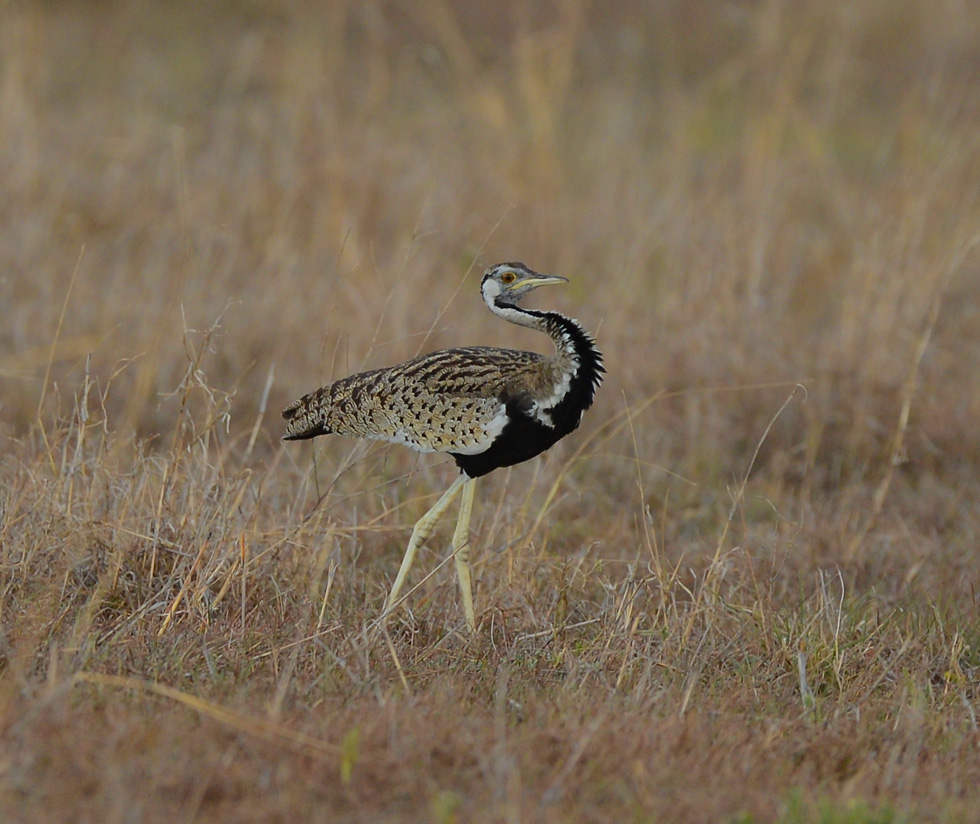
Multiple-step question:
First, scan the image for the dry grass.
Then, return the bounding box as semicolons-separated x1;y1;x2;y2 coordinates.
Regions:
3;1;980;821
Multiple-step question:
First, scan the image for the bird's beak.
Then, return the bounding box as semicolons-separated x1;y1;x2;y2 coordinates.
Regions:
507;274;569;291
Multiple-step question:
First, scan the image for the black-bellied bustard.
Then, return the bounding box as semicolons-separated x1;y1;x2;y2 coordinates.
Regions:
282;262;604;631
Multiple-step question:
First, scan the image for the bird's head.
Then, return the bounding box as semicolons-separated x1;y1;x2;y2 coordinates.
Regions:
480;262;568;307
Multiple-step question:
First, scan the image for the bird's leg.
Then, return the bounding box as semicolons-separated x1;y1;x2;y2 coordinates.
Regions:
451;478;477;632
383;474;466;621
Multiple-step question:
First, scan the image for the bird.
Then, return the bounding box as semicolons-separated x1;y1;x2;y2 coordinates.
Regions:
282;262;604;631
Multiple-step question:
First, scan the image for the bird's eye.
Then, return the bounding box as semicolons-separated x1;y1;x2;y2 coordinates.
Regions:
500;272;516;284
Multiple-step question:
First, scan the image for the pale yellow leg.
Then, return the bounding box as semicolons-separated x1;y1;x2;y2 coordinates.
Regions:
382;474;466;620
451;478;477;632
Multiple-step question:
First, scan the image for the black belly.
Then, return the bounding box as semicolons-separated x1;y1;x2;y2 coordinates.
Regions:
451;413;569;479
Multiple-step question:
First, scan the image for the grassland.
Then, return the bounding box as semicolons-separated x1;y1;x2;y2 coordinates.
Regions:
3;1;980;821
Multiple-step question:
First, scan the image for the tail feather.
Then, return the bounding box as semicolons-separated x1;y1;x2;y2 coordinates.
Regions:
281;392;332;441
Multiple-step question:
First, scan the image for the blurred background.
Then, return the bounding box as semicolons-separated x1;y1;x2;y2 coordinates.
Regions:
5;5;980;819
2;0;980;569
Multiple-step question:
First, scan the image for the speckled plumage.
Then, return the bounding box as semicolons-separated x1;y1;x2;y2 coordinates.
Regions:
283;266;604;478
282;347;549;454
282;262;604;631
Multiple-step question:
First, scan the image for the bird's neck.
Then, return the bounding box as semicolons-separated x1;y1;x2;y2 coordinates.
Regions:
489;300;576;356
490;299;605;406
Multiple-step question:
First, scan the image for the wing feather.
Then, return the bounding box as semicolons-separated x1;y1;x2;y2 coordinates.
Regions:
282;347;555;453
